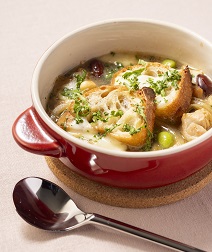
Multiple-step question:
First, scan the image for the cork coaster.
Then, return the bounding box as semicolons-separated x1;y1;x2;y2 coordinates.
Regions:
45;157;212;208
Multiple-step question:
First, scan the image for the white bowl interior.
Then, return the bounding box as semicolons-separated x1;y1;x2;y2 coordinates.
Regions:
32;19;212;156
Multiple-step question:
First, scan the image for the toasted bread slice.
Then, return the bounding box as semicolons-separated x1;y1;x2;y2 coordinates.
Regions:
84;85;156;149
110;87;156;149
112;62;193;123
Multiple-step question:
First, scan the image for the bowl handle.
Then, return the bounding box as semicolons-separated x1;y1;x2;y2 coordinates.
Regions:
12;106;64;158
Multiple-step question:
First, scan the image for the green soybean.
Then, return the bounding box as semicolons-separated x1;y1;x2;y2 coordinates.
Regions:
162;59;176;68
158;131;175;149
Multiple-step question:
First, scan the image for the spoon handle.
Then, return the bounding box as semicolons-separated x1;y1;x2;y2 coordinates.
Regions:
89;214;206;252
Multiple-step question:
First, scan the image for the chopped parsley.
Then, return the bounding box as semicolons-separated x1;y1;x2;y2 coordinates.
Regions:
91;111;108;123
94;124;120;139
74;102;90;124
122;124;141;135
123;68;144;79
61;87;75;97
73;69;87;89
134;104;146;121
110;110;124;117
133;103;154;150
91;109;123;123
142;130;154;151
122;68;145;90
137;59;147;66
61;87;90;124
147;69;181;97
147;77;167;97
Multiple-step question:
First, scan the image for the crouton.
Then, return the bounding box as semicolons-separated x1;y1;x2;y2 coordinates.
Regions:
84;85;156;149
112;62;193;123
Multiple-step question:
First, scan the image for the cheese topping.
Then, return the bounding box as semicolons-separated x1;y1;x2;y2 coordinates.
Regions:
113;64;181;108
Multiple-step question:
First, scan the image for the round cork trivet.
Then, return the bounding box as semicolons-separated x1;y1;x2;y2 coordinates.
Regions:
45;157;212;208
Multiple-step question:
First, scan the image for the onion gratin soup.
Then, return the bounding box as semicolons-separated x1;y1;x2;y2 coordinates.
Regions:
46;52;212;151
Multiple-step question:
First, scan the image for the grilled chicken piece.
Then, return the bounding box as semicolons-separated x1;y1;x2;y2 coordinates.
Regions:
181;108;212;141
84;85;156;149
112;62;193;123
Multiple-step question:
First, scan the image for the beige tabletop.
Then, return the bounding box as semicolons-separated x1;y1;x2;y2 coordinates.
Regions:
1;0;212;251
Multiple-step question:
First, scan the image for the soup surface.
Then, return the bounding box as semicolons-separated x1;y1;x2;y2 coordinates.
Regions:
46;52;212;151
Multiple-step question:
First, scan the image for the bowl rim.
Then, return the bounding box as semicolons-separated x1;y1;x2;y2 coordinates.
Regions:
31;18;212;158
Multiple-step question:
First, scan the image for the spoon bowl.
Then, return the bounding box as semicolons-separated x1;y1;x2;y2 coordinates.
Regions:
13;177;206;251
13;177;92;231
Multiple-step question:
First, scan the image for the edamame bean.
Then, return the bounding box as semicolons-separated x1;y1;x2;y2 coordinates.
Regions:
158;131;175;149
162;59;176;68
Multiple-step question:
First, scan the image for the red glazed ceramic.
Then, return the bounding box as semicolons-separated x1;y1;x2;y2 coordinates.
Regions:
12;20;212;189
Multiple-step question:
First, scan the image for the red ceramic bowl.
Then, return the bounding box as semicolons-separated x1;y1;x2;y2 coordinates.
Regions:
12;19;212;189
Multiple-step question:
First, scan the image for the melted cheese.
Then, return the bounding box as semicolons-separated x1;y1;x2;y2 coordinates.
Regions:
113;69;179;108
71;130;127;151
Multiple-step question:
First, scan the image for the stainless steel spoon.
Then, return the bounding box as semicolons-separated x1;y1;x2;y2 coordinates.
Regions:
13;177;206;252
